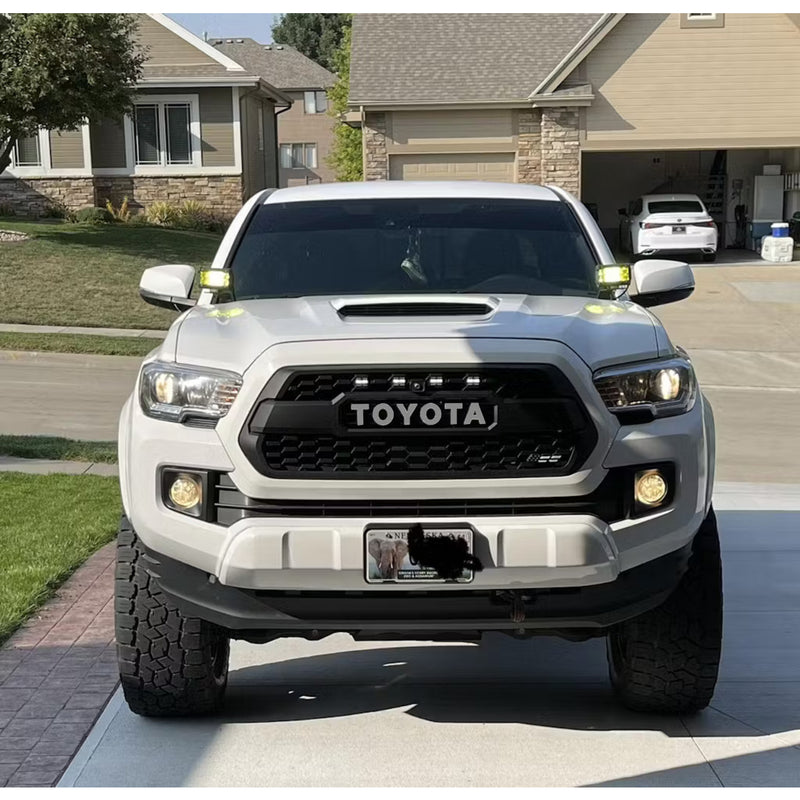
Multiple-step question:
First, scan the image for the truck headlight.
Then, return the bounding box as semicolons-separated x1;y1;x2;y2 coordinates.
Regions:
139;362;242;422
593;357;696;418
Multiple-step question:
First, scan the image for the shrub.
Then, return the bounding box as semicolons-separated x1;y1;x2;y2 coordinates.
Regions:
105;196;131;222
0;203;16;217
144;200;179;227
176;199;212;230
74;206;113;224
40;200;70;219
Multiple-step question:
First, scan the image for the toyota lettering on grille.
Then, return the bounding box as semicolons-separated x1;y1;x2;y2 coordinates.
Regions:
348;400;498;430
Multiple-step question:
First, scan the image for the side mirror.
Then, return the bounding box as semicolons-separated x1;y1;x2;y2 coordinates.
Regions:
617;207;627;216
139;264;196;311
628;259;694;307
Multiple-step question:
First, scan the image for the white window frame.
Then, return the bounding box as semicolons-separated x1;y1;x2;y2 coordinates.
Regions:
686;13;717;19
124;94;201;174
280;142;317;170
303;90;328;115
2;130;48;178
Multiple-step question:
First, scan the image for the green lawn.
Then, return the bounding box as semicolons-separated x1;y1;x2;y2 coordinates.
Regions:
0;435;118;464
0;473;120;644
0;331;160;357
0;219;221;329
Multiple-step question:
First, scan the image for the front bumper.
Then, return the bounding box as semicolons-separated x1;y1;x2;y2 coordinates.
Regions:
143;538;692;638
119;339;714;596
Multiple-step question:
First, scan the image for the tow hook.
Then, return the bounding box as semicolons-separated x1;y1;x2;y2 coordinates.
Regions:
496;590;528;624
511;592;526;624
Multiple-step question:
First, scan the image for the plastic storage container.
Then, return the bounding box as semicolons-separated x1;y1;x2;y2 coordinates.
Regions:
771;222;789;237
761;235;794;263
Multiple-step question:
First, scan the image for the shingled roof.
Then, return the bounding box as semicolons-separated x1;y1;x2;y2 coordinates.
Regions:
349;14;603;104
213;38;336;90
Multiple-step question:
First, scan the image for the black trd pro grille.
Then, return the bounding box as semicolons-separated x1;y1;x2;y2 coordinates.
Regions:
239;367;597;479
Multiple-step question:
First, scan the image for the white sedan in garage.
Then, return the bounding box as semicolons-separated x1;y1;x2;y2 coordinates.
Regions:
619;194;718;262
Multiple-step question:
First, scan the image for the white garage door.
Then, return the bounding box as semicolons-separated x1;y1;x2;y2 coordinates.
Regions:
389;153;515;182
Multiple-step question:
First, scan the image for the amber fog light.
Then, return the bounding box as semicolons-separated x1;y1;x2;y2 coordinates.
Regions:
635;470;668;508
169;474;202;509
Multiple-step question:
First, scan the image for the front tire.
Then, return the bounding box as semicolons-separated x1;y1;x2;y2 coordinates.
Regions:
607;507;722;713
115;515;230;717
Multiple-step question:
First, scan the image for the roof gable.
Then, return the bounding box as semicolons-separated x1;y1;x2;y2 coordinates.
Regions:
349;13;602;105
136;14;246;79
213;39;336;90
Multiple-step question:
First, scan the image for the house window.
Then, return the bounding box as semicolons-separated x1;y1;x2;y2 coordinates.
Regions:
133;100;194;166
13;134;42;167
280;143;317;169
303;91;328;114
681;13;724;28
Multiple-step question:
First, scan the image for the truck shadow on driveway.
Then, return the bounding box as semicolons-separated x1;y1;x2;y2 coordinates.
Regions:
214;508;800;739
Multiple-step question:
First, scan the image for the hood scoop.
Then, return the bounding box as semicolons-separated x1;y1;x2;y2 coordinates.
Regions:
336;298;496;318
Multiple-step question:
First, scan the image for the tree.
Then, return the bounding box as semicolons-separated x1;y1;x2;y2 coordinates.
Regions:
326;22;362;182
270;13;350;72
0;14;144;176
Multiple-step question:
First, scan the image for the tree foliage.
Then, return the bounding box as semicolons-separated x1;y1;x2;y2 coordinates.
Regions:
0;14;144;175
270;13;350;72
326;22;362;182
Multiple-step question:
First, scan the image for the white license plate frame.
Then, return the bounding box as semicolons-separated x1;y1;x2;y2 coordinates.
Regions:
364;525;475;584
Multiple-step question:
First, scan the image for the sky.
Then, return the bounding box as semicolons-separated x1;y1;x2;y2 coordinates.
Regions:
167;14;280;43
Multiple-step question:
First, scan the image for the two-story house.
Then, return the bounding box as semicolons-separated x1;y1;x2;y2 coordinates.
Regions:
213;39;337;187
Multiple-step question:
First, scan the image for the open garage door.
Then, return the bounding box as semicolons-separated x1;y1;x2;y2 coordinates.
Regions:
389;152;515;182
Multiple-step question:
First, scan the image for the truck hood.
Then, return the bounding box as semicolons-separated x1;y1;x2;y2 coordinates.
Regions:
172;294;663;373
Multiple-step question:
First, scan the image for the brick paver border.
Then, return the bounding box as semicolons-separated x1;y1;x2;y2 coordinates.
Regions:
0;542;118;787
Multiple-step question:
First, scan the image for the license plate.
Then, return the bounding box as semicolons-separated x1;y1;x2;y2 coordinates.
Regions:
672;225;686;234
365;526;474;583
344;400;497;430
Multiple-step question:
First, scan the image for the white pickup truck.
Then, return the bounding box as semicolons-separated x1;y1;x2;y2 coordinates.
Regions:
116;181;721;717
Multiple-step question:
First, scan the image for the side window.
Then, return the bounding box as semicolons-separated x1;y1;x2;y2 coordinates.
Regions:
632;199;643;216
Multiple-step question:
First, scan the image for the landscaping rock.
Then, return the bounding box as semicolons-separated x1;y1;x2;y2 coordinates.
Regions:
0;231;29;243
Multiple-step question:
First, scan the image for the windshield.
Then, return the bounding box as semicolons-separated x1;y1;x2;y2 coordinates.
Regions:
228;198;600;299
647;200;704;214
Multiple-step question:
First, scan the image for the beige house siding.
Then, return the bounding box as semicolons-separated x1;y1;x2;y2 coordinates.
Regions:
89;119;127;169
277;90;336;186
134;14;225;71
49;129;84;169
576;13;800;150
197;87;236;167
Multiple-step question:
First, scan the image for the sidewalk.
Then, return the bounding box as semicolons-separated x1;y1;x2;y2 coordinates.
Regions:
0;544;118;787
0;323;165;339
0;457;118;477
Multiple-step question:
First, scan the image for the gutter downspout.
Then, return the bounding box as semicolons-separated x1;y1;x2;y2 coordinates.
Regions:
274;104;291;188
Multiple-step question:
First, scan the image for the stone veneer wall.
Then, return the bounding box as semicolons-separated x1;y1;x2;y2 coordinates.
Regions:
516;109;542;184
539;108;581;196
0;178;95;216
363;112;388;181
94;175;245;218
0;175;245;218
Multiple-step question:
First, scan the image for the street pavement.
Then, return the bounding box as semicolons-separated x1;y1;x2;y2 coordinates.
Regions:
59;487;800;787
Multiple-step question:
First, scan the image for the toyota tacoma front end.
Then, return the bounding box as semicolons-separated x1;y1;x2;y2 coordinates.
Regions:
116;182;721;717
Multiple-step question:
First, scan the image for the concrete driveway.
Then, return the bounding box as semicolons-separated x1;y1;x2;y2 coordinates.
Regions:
60;487;800;787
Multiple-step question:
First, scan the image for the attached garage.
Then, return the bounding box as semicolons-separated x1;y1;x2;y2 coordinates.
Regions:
389;152;515;182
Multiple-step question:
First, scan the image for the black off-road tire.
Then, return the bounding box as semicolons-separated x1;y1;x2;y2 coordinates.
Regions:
115;515;230;717
607;506;722;714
